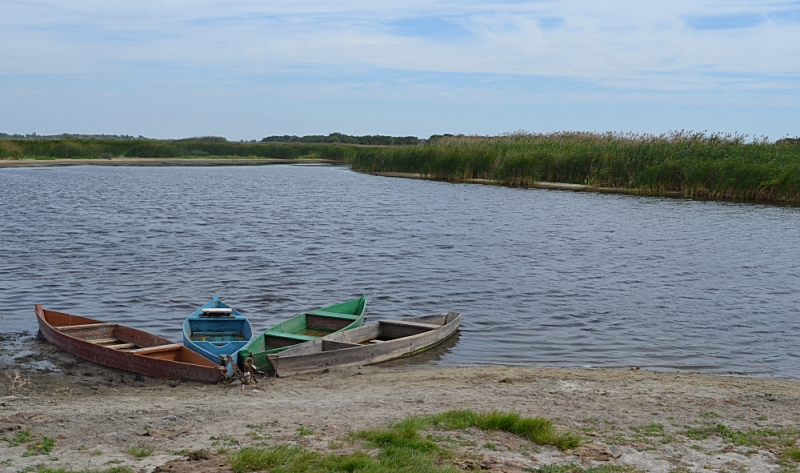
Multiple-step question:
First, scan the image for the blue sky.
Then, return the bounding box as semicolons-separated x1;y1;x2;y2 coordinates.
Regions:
1;0;799;140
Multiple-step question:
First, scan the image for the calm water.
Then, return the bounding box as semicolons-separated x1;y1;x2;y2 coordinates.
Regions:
1;164;799;378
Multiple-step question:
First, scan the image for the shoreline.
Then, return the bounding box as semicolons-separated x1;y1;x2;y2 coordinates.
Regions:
2;335;799;472
0;157;337;168
365;171;686;198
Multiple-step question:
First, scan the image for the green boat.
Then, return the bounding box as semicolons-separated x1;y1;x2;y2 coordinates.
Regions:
239;295;366;371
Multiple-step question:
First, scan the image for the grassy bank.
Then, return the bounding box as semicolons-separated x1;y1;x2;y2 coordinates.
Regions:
0;137;363;161
4;132;800;203
350;132;800;203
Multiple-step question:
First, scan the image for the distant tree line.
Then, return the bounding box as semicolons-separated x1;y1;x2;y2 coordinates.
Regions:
261;132;420;146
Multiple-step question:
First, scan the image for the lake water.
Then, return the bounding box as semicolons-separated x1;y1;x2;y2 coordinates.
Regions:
1;164;799;378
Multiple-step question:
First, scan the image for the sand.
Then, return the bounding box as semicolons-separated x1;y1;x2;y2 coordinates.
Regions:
2;333;799;473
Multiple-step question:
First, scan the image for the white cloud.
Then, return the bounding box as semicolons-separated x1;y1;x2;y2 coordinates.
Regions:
0;0;799;136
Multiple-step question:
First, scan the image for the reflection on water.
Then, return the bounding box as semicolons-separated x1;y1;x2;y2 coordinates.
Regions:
1;164;799;378
377;330;462;368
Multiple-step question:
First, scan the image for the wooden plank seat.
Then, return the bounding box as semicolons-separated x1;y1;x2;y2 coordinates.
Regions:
130;344;182;355
106;343;136;350
191;331;243;337
87;338;119;345
265;332;317;342
305;310;360;321
378;320;440;331
322;340;361;351
55;322;117;332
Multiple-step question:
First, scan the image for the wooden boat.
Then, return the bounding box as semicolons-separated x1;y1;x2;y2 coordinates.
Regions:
238;295;366;371
182;297;254;377
266;311;461;377
35;304;225;383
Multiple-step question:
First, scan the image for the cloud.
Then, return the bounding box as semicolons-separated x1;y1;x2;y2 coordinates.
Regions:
0;0;799;137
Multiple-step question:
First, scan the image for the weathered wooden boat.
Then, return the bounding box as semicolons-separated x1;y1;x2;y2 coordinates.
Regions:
238;295;366;371
266;311;461;377
182;296;253;377
35;304;225;383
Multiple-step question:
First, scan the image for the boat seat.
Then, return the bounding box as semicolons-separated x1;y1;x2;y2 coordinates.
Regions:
106;343;136;350
305;310;360;321
130;344;183;355
56;322;117;332
88;338;119;345
265;332;317;342
378;320;440;330
191;331;242;337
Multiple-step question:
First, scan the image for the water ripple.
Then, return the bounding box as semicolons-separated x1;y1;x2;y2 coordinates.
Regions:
1;165;799;377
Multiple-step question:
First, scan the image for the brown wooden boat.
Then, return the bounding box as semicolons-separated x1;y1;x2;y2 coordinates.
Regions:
267;311;461;377
35;304;225;383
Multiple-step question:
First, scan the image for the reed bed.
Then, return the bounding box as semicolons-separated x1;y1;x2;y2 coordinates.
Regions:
0;138;361;161
349;132;800;203
4;132;800;203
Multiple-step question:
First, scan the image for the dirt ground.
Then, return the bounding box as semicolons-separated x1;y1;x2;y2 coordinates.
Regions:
2;332;799;473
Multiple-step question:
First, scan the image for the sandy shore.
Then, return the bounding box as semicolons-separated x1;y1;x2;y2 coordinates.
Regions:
1;333;798;472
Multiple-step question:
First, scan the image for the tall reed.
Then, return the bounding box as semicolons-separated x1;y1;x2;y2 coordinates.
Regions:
349;132;800;203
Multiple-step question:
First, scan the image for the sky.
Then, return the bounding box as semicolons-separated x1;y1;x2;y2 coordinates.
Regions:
1;0;799;140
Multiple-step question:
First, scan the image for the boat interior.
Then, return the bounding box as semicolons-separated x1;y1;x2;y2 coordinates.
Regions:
53;322;195;362
263;310;361;349
317;319;441;352
187;319;249;345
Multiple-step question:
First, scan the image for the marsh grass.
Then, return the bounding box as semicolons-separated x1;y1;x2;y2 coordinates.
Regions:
350;131;800;203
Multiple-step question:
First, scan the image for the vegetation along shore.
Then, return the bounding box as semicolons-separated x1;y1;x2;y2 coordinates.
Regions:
2;132;800;203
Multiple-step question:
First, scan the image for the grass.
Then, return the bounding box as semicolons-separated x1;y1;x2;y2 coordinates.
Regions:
23;437;55;456
296;426;314;436
422;410;581;450
1;429;33;446
685;423;800;462
349;132;800;203
227;410;578;473
125;444;155;458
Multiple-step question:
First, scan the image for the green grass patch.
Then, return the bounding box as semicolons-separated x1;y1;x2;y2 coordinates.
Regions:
781;447;800;462
227;410;579;473
228;444;458;473
631;423;664;437
23;437;55;456
125;444;155;458
424;410;580;450
1;429;33;446
296;426;314;436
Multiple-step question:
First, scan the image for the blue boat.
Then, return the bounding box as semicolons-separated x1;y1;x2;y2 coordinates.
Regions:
183;297;253;377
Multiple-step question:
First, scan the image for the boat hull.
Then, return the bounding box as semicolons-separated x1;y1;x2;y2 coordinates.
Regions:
239;295;366;371
267;311;461;377
36;305;225;383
